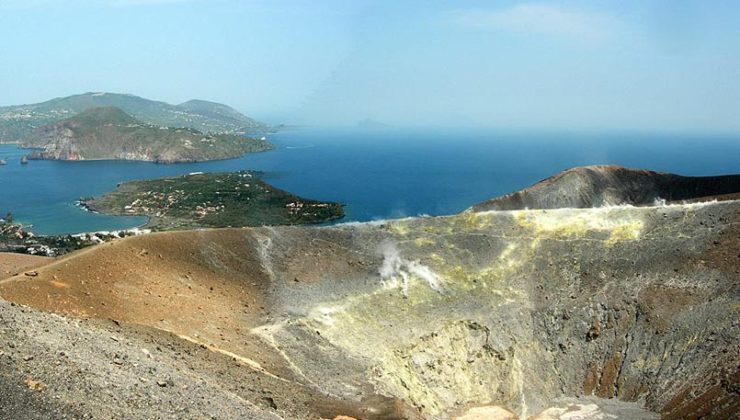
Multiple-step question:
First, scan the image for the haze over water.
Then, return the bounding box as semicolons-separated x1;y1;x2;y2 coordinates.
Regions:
1;128;739;235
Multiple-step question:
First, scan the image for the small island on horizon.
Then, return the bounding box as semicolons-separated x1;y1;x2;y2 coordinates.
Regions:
356;118;389;129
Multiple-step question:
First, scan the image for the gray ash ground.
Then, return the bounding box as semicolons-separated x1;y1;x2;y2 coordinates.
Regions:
0;300;282;419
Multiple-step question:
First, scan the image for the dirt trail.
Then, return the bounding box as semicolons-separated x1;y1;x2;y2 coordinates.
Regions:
0;253;52;280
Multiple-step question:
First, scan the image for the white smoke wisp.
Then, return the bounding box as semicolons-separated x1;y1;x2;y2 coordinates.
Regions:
255;231;275;281
407;261;443;291
378;240;402;278
378;240;443;297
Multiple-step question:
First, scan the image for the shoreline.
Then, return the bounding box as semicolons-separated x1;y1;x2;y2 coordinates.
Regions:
78;171;345;232
74;199;153;231
2;134;275;164
24;142;275;164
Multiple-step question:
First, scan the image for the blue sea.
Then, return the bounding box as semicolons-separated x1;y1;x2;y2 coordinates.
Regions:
1;128;739;235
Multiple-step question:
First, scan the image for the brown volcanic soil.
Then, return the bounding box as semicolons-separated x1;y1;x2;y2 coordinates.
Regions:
0;253;52;280
0;230;334;387
0;230;415;419
0;231;269;337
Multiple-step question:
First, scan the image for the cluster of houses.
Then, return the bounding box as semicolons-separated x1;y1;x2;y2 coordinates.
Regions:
285;201;331;215
123;190;186;216
0;221;32;240
194;204;226;219
0;108;71;121
120;188;232;220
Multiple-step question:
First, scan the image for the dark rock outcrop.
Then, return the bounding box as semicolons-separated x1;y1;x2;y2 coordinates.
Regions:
469;165;740;212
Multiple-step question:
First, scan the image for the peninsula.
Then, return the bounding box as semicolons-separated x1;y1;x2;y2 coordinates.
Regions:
26;107;273;163
82;171;344;230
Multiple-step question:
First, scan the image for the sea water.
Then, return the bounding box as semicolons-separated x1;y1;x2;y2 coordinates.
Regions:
1;127;738;235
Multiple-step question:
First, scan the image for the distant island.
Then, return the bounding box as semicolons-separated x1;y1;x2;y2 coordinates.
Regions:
25;107;273;163
0;92;269;144
356;118;389;129
82;171;344;230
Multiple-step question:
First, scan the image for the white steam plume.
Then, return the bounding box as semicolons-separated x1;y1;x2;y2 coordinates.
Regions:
378;240;443;296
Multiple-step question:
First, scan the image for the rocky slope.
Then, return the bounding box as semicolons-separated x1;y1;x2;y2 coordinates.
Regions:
469;165;740;211
0;92;268;144
0;166;737;419
27;107;272;163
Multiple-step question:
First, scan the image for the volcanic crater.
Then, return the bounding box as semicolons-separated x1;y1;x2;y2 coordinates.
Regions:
0;166;738;419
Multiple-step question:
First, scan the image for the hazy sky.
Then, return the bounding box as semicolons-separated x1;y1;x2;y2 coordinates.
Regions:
1;0;739;132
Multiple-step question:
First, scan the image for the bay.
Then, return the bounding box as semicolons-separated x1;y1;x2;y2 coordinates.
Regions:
1;128;738;235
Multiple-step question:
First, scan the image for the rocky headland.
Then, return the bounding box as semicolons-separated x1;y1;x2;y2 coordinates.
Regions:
25;107;273;163
0;92;269;144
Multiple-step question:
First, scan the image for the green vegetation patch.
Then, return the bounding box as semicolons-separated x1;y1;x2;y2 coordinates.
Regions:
83;171;344;230
0;92;269;144
27;107;274;163
0;220;112;256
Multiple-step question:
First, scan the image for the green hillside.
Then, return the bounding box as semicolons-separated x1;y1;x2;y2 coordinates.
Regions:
28;107;273;163
0;92;268;143
82;171;345;230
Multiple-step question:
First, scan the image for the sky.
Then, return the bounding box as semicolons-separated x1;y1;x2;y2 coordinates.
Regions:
1;0;739;133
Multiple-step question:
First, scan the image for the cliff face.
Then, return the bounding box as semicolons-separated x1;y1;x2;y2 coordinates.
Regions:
30;124;86;160
27;107;273;163
0;184;737;418
469;165;740;211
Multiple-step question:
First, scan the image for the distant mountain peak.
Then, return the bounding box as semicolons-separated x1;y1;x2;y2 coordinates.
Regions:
357;118;389;129
176;99;248;122
26;104;273;163
0;92;269;144
179;99;222;106
67;106;139;126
